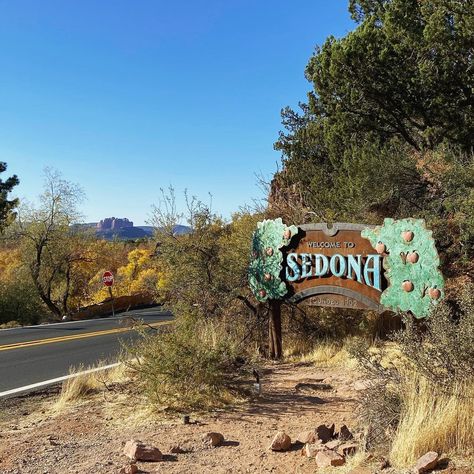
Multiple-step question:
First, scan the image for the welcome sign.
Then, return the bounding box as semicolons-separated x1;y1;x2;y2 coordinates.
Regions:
284;223;384;311
248;218;444;318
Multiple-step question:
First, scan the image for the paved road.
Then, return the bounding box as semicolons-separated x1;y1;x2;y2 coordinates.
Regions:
0;307;172;396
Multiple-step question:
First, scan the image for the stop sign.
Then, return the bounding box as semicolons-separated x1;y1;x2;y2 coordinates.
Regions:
102;271;114;287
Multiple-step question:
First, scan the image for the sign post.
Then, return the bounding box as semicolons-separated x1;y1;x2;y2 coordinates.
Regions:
102;271;115;317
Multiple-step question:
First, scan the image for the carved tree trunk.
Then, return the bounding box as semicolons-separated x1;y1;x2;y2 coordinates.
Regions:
269;300;282;359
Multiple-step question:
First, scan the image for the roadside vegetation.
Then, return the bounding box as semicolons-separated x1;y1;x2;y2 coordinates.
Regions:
0;0;473;469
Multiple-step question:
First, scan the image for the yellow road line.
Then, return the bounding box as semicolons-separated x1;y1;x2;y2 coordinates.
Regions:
0;321;170;352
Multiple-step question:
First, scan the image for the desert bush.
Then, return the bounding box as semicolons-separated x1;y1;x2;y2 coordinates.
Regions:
351;285;474;465
127;313;252;410
393;285;474;388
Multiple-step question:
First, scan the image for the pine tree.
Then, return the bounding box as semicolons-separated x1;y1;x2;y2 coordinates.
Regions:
0;162;19;231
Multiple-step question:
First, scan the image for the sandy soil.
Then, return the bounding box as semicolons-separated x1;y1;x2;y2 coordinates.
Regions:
0;362;471;474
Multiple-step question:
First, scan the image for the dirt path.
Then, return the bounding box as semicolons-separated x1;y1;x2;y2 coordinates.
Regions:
1;362;470;474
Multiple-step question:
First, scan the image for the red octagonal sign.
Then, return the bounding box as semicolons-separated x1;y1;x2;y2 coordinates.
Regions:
102;271;114;287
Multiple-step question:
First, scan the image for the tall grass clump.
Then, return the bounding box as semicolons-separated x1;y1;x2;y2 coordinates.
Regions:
128;313;250;411
390;375;474;466
351;285;474;467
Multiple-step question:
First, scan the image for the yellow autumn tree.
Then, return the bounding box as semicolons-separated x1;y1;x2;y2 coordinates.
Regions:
89;245;161;304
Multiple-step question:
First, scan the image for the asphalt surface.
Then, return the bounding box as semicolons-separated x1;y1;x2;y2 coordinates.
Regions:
0;307;172;396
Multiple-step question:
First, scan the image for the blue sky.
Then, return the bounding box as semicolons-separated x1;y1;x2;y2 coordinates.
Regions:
1;1;355;225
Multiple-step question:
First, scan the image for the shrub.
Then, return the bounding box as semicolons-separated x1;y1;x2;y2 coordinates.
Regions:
350;285;474;465
393;285;474;388
127;314;251;410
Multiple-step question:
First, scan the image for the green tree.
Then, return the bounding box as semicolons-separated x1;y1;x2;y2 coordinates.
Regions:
0;162;19;231
309;0;474;154
273;0;474;270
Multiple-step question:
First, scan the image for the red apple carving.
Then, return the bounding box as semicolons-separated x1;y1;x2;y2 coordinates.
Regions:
402;230;414;242
375;242;386;254
264;273;272;281
407;251;419;263
266;247;273;256
402;280;414;292
283;229;291;240
429;288;441;300
258;289;267;298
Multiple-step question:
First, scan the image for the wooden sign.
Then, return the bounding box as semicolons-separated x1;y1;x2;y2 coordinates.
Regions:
248;218;444;319
283;223;384;311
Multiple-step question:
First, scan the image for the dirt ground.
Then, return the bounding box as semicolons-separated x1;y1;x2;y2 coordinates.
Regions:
0;362;472;474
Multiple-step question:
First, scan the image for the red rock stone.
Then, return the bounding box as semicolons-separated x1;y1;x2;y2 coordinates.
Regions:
296;430;316;444
337;442;358;456
414;451;439;473
315;423;335;443
269;431;291;451
123;440;162;462
202;432;225;447
304;442;325;458
315;449;345;467
119;464;138;474
338;424;354;441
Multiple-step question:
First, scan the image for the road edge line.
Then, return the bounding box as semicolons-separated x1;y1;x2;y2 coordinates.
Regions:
0;362;121;398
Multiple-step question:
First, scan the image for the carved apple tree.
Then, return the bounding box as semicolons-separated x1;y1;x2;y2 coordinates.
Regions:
248;218;298;359
248;218;298;303
362;218;444;318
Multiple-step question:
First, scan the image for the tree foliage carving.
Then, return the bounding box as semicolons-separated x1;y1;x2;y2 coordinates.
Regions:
248;218;298;302
362;218;444;318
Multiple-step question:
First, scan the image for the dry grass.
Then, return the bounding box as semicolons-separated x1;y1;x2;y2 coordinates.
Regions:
0;320;21;329
54;363;130;411
285;338;357;368
390;373;474;467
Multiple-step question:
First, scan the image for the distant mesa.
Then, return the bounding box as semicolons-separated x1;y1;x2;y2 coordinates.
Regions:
97;217;134;232
73;217;191;241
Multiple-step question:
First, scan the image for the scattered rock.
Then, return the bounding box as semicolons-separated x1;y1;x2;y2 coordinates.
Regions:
296;430;316;444
338;424;354;441
269;431;291;451
337;442;358;456
304;442;325;458
325;439;341;450
315;424;335;443
119;464;138;474
414;451;439;473
315;449;345;467
202;432;225;447
123;440;162;462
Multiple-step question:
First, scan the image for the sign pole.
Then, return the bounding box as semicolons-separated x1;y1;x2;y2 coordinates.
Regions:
109;286;115;318
269;300;282;359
